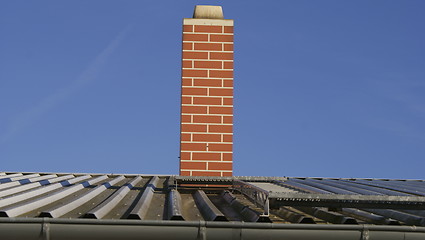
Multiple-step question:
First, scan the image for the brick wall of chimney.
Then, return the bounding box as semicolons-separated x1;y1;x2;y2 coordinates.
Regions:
179;11;234;177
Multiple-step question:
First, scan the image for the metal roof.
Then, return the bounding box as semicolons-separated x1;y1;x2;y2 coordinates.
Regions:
0;171;425;227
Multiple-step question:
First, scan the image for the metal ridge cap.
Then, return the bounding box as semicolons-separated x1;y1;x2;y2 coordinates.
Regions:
0;218;424;232
175;176;288;181
2;171;424;181
287;176;425;182
269;192;425;201
0;171;172;177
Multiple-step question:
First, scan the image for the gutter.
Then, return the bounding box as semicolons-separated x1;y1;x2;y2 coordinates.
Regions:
0;218;424;240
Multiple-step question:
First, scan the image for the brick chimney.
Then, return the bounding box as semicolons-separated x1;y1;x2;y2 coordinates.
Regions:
179;6;234;177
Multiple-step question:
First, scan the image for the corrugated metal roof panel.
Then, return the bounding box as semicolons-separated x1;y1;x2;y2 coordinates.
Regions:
0;172;424;227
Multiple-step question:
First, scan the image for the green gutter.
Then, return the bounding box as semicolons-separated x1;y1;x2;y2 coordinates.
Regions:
0;218;424;240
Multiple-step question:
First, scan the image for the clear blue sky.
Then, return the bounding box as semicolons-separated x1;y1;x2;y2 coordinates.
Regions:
1;1;424;179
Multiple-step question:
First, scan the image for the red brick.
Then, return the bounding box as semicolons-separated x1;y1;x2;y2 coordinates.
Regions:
194;43;222;51
208;162;232;171
224;44;233;51
209;125;232;133
192;152;221;160
183;33;208;41
194;79;222;87
183;42;193;50
182;69;208;78
224;62;233;69
180;170;191;176
223;80;233;87
193;97;222;105
193;133;222;142
182;78;192;86
194;25;223;33
224;26;234;33
181;133;191;141
210;52;233;60
181;143;207;151
181;115;191;123
193;115;221;124
209;88;233;96
182;60;192;68
182;87;207;96
209;106;233;114
209;143;232;151
182;51;208;60
223;153;232;161
181;105;207;114
181;96;192;104
180;152;191;160
183;25;193;32
209;70;233;78
210;34;233;42
191;171;221;177
223;135;232;142
181;117;191;123
223;98;233;105
222;172;233;177
194;61;222;69
223;116;233;124
181;161;207;170
181;124;207;132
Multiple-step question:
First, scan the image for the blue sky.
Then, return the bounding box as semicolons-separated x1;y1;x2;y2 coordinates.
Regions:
1;1;424;179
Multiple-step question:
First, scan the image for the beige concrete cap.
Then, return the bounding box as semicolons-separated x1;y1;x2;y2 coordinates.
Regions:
193;5;224;19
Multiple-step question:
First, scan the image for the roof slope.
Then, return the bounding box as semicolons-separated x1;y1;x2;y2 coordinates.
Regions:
0;171;425;226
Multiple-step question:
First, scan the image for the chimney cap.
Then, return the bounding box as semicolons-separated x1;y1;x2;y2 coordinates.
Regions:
193;5;224;19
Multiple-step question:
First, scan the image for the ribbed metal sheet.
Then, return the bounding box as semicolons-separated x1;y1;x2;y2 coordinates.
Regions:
0;172;424;226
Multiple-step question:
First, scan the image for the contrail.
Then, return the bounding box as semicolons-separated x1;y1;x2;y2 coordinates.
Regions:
1;24;133;144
